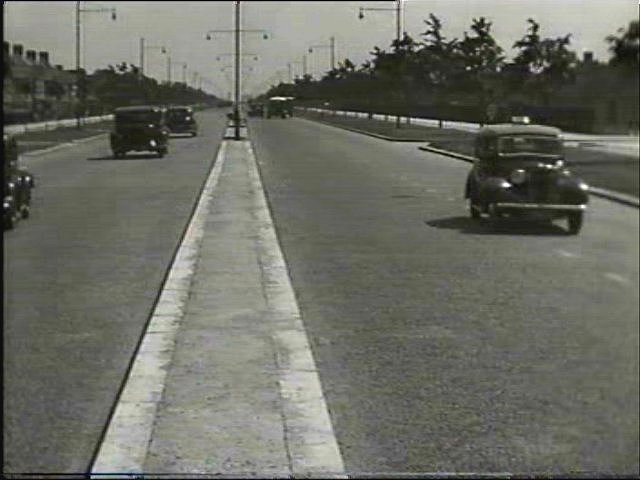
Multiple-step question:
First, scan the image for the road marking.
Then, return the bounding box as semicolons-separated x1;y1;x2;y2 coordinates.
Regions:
555;249;580;258
90;142;227;477
246;140;346;477
603;272;631;286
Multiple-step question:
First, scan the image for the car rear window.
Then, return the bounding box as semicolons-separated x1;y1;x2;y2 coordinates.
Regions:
116;111;162;123
168;109;192;120
498;135;562;155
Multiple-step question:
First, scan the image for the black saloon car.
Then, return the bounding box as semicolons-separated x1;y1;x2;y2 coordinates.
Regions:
110;105;170;158
167;106;198;136
4;134;35;230
464;119;589;234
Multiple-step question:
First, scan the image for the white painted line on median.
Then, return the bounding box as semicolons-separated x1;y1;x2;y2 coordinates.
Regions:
245;140;346;478
90;142;228;478
603;272;632;286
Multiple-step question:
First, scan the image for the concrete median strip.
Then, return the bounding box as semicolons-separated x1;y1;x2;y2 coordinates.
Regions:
91;138;345;477
90;142;228;477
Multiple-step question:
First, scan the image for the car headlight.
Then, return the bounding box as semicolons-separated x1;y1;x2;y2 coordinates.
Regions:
579;182;589;191
149;140;157;147
509;169;527;185
148;123;155;128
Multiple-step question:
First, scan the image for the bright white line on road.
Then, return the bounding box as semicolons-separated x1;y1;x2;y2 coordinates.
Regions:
604;272;631;285
246;140;346;477
90;142;228;476
555;249;580;258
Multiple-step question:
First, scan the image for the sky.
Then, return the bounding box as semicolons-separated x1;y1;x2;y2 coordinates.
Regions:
3;0;638;98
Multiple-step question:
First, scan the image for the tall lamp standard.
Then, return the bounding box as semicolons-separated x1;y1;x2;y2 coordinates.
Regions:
358;0;403;127
75;1;116;128
139;38;166;79
205;3;269;140
308;36;335;72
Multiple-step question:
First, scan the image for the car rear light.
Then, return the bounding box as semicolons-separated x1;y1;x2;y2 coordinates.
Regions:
509;169;527;185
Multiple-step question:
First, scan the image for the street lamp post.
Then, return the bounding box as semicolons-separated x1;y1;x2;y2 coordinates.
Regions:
205;6;269;141
75;1;116;128
308;36;335;71
358;0;403;127
139;38;166;78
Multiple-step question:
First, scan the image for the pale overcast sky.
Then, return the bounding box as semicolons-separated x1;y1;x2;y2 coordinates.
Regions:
3;1;638;98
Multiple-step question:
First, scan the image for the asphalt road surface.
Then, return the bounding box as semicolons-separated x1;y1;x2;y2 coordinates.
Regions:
249;116;639;475
3;109;227;473
4;110;639;475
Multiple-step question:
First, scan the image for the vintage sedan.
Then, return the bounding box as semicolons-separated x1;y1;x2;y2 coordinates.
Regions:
464;119;589;234
4;134;35;230
167;105;198;136
110;105;170;158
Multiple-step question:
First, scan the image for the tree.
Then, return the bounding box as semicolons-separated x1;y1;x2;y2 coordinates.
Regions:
606;19;639;71
414;14;460;100
508;18;578;104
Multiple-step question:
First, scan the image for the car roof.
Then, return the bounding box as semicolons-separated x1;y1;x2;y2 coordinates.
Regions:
477;123;561;137
114;105;165;113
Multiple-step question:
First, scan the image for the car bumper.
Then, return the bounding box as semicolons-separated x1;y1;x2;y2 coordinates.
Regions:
493;202;587;212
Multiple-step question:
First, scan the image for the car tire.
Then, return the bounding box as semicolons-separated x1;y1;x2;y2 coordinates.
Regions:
567;212;583;235
469;199;481;219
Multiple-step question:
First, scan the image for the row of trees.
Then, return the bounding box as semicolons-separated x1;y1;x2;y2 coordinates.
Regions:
80;62;226;114
263;16;639;123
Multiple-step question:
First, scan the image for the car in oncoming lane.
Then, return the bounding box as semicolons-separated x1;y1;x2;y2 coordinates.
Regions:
110;105;170;158
464;118;590;234
167;105;198;137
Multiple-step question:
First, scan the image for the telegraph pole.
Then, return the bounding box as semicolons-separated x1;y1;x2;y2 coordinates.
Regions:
234;0;241;139
139;37;144;77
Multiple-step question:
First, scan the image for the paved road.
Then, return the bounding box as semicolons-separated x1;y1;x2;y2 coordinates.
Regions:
4;110;639;476
249;116;639;474
3;109;227;473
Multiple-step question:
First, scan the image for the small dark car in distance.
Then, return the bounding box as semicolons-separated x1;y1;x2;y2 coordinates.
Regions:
464;118;589;234
247;102;264;117
110;105;170;158
4;134;35;230
167;105;198;136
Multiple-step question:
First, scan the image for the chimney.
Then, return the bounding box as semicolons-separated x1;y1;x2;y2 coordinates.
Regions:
583;51;594;64
13;44;24;57
26;49;37;62
38;51;50;65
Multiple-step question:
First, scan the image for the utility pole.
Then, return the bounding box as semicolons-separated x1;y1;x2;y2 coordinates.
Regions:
139;37;144;77
167;55;171;84
330;36;335;71
303;54;307;76
234;0;241;140
76;1;81;128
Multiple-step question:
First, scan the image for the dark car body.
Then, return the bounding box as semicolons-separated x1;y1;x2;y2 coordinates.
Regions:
167;106;198;136
4;134;35;230
247;102;264;117
110;105;170;158
464;122;589;234
266;96;293;118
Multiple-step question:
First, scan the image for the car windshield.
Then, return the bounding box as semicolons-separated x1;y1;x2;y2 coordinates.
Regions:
168;109;192;120
116;111;162;124
498;135;562;155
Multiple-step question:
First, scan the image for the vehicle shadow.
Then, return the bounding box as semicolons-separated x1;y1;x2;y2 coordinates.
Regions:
87;153;163;161
426;216;570;236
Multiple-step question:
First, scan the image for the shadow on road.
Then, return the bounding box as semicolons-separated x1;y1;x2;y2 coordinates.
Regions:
426;216;570;236
87;153;164;161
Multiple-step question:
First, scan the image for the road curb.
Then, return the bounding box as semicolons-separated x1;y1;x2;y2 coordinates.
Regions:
418;145;640;208
21;132;108;158
299;116;426;142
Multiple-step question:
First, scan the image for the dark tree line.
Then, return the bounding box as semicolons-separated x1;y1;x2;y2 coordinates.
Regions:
262;16;638;123
80;61;223;114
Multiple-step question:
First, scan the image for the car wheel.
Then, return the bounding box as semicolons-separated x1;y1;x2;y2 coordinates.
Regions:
469;199;481;219
567;212;583;235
